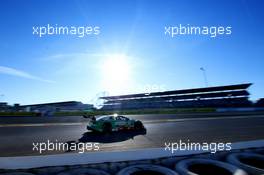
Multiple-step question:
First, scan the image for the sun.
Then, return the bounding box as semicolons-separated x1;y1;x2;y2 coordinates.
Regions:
100;54;132;94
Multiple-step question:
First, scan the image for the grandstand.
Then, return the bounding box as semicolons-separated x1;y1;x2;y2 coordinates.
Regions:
256;98;264;107
19;101;93;113
100;83;253;110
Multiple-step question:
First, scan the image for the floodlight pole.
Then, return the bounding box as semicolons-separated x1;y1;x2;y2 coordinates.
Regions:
200;67;208;87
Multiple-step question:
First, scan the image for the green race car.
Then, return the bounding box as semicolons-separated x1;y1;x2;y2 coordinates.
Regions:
86;114;144;133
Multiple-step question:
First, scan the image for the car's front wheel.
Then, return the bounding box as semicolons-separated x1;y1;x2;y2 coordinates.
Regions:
134;121;144;130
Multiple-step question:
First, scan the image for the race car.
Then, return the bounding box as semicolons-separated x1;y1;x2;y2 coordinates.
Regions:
85;114;144;133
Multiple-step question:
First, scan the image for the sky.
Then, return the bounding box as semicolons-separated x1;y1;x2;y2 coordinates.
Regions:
0;0;263;105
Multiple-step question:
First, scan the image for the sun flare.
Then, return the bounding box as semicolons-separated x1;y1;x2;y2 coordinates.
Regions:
100;54;132;94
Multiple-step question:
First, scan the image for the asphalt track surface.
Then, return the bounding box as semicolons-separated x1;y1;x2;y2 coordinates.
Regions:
0;114;264;157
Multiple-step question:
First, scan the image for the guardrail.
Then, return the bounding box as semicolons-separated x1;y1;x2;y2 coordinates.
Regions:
0;112;41;117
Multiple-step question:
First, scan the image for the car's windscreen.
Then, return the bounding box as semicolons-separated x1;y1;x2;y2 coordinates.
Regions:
96;116;113;121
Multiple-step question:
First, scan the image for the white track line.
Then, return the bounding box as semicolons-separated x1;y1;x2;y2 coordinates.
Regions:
146;114;264;123
0;123;83;127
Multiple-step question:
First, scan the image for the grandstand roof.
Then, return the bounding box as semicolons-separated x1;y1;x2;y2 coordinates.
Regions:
101;83;252;100
20;101;82;107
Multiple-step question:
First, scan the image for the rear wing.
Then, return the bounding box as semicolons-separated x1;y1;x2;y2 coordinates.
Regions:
82;114;96;121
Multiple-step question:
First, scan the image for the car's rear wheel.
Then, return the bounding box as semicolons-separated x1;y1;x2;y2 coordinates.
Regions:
134;121;144;130
103;122;112;133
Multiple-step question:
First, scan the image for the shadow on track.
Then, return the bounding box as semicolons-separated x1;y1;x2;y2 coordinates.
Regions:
65;129;147;152
78;128;147;143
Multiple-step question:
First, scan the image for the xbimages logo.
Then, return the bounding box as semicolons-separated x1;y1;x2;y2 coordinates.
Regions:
32;24;100;37
165;140;232;154
165;24;232;38
32;140;100;154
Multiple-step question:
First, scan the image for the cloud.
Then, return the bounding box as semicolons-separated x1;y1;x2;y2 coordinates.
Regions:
0;66;54;83
41;53;98;63
45;52;123;61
